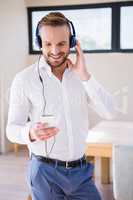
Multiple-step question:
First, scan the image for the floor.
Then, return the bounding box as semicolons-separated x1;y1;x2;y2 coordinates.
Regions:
0;149;114;200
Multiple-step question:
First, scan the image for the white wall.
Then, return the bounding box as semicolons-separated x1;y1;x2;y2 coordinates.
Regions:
0;0;28;152
0;0;133;152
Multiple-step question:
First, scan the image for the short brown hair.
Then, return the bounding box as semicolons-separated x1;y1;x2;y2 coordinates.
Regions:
37;12;71;33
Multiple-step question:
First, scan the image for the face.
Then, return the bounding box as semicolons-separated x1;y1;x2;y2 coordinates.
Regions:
40;25;70;68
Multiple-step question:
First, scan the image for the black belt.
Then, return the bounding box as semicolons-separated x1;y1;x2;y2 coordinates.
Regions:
31;153;86;168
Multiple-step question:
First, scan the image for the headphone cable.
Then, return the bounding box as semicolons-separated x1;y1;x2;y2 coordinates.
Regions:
37;55;56;158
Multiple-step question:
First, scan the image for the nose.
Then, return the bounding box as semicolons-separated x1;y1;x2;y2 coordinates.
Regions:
51;46;60;55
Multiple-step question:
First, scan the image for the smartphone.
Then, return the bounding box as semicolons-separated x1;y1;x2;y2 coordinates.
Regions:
40;115;56;127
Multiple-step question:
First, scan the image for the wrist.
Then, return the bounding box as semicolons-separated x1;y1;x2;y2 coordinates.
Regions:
80;71;91;81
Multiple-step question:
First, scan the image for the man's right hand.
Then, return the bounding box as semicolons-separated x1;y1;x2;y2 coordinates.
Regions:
29;122;59;142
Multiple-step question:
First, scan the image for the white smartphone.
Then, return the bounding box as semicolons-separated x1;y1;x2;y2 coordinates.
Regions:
40;115;56;127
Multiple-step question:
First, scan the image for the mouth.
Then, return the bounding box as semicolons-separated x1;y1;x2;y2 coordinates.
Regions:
49;54;63;60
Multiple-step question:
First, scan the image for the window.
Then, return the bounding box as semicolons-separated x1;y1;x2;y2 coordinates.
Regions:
120;6;133;51
27;1;133;54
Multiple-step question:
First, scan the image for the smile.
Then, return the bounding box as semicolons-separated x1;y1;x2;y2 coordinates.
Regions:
50;55;63;59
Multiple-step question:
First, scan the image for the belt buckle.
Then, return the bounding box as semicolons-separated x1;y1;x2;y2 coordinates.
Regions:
65;161;71;169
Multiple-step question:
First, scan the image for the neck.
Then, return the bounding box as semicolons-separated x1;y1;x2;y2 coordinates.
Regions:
51;62;67;81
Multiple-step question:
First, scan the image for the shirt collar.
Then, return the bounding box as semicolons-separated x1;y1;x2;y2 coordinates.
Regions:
39;56;52;77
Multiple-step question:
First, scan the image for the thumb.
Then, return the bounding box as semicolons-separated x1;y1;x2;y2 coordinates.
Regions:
66;58;74;69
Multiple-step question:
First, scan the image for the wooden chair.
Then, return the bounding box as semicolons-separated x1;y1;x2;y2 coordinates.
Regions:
14;143;19;155
27;195;32;200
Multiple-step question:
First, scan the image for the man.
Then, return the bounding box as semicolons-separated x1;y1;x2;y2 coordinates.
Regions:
7;12;117;200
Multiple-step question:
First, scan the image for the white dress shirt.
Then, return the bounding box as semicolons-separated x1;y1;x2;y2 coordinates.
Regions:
6;57;117;161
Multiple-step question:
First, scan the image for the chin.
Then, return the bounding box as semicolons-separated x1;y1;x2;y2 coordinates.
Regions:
48;58;67;68
51;63;64;68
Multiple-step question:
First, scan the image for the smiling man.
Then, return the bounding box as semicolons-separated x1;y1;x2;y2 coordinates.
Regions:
6;12;117;200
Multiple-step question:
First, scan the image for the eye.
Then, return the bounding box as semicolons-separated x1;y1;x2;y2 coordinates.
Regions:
45;43;51;47
58;42;66;47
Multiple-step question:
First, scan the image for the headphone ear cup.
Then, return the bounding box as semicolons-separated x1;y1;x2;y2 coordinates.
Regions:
36;24;42;49
36;35;42;48
70;36;77;48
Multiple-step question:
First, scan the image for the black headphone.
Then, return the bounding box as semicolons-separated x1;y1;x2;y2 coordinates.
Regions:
36;19;77;49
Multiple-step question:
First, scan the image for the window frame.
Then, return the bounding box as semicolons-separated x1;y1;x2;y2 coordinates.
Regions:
27;1;133;54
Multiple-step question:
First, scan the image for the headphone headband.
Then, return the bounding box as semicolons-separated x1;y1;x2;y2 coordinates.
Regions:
36;17;76;49
68;20;76;37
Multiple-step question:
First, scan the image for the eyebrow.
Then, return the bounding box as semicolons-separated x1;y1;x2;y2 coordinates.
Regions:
58;41;67;44
44;41;67;44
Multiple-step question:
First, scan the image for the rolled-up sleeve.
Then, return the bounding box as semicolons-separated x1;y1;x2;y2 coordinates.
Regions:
6;74;31;144
82;75;118;120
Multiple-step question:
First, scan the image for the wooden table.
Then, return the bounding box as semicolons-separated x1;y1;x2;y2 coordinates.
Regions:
85;120;133;184
85;143;112;184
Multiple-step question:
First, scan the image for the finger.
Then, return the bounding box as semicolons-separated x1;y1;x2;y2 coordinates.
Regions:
75;44;80;56
38;130;58;140
43;127;59;134
75;40;82;54
67;58;73;64
75;40;81;48
37;127;59;137
39;132;57;140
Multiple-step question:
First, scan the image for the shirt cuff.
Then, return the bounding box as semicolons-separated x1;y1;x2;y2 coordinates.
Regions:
21;122;32;144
